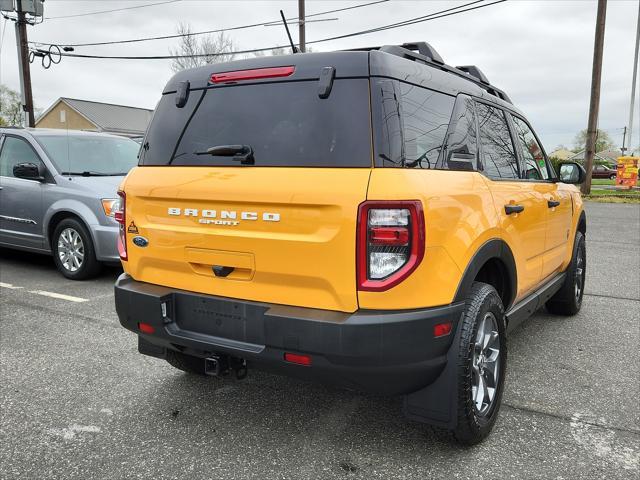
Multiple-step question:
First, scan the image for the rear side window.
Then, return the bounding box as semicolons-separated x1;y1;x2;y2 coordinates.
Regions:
141;79;372;167
511;116;551;180
476;102;519;179
372;78;455;168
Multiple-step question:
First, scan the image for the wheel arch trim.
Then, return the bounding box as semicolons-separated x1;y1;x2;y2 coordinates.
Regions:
453;239;517;310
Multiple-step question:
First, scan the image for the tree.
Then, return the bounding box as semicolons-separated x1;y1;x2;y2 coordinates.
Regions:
169;23;237;72
0;84;23;126
573;128;615;153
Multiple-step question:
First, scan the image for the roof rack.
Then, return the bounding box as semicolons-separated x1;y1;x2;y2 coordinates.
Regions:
349;41;512;104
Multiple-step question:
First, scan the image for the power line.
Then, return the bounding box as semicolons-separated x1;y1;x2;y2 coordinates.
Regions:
44;0;182;20
30;0;389;48
35;0;504;60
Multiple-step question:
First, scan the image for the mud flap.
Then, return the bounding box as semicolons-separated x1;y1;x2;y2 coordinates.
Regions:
402;313;464;429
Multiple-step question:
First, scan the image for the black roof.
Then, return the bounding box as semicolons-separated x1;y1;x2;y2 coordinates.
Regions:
162;42;520;115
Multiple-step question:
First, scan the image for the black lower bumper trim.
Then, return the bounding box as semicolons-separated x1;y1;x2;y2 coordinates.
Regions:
115;274;464;395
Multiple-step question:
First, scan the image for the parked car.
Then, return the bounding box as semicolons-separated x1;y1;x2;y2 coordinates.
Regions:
0;128;139;279
592;163;617;179
114;42;587;445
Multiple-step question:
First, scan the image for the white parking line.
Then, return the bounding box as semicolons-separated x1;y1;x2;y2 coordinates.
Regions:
28;290;88;303
0;282;23;289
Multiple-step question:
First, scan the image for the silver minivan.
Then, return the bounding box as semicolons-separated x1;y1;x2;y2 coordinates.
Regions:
0;128;139;279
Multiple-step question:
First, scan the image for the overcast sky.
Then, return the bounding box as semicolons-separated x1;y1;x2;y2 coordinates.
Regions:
1;0;638;151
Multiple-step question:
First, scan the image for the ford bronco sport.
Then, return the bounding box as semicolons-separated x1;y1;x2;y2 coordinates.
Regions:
114;42;587;445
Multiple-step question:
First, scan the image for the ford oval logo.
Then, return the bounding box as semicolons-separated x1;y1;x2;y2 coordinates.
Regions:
132;236;148;247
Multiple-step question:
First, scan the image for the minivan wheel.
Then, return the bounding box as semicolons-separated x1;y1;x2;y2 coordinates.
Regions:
52;218;102;280
546;231;586;315
446;282;507;445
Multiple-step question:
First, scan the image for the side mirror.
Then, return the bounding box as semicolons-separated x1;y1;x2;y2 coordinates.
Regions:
558;162;586;185
13;162;44;181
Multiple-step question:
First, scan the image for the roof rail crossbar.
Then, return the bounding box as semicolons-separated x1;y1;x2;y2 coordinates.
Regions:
455;65;490;85
399;42;445;65
371;43;512;105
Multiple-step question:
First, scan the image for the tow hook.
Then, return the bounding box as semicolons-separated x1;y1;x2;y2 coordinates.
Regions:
231;357;248;380
204;355;247;380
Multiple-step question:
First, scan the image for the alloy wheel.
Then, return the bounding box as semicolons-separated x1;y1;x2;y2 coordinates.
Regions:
57;227;85;272
574;246;585;302
471;312;501;416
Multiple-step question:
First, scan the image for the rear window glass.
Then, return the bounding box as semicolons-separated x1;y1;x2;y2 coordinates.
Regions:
140;79;372;167
371;78;455;168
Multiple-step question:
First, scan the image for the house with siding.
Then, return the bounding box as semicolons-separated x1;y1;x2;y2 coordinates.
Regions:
35;98;153;137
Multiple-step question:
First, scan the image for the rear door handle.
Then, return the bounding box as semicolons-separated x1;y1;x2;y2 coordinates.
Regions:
547;200;560;208
504;204;524;215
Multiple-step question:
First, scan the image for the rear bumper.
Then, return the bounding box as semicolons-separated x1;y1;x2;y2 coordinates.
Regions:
114;274;464;395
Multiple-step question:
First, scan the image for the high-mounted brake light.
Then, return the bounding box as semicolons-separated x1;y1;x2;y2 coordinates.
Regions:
357;201;425;292
210;66;295;84
115;190;127;261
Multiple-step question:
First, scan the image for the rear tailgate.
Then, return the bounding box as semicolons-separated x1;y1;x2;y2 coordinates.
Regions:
122;67;373;312
123;167;370;312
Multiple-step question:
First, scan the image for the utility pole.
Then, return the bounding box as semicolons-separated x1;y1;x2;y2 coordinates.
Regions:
14;0;35;127
298;0;305;53
625;1;639;156
621;126;627;155
582;0;607;195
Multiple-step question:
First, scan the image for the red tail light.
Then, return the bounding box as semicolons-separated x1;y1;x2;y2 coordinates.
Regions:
357;201;425;292
115;190;127;261
433;322;452;337
210;66;295;84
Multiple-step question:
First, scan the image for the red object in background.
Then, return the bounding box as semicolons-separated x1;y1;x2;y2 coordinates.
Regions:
615;157;639;189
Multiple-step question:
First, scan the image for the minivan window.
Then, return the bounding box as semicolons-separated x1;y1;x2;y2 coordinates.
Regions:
372;78;455;168
476;103;519;180
511;116;550;180
35;134;139;175
0;136;44;178
143;79;372;167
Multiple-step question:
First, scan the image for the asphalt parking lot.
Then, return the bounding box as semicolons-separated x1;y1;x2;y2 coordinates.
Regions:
0;202;638;480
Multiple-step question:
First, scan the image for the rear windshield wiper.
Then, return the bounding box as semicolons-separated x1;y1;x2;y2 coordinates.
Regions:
194;144;255;165
60;171;124;176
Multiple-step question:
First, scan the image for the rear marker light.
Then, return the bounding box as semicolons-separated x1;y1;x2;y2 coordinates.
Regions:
357;201;425;291
115;191;127;261
138;322;155;334
284;352;312;366
433;322;452;338
210;66;295;84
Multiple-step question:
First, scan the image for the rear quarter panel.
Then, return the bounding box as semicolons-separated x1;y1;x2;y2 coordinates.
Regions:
361;169;500;310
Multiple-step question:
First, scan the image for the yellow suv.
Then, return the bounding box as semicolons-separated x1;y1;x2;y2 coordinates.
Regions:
114;42;587;444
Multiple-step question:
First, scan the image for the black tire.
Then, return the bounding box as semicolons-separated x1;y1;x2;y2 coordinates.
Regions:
51;218;102;280
166;350;208;375
447;282;508;445
546;231;586;315
610;174;616;180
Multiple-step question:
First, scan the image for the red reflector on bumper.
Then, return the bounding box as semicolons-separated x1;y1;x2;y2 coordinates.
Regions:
138;322;155;334
284;352;312;366
433;322;452;337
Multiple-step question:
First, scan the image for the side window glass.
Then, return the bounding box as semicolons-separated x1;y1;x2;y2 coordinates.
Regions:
371;79;455;169
0;136;43;178
441;96;478;171
512;116;550;180
398;83;455;169
476;103;519;179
